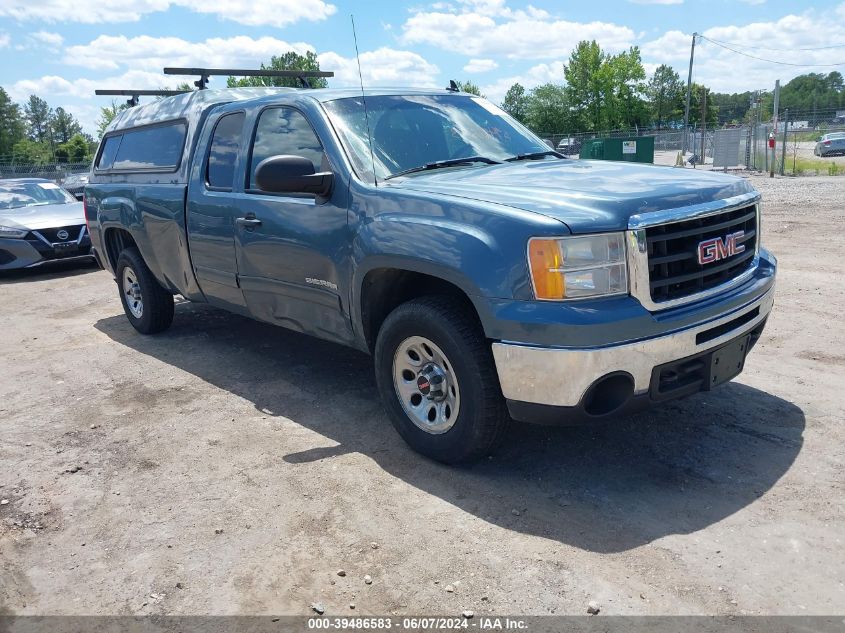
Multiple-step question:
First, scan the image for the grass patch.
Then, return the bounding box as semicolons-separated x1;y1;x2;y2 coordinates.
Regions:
785;156;844;176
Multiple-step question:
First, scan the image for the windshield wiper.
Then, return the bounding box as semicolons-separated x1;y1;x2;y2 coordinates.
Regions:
505;150;565;162
384;155;502;180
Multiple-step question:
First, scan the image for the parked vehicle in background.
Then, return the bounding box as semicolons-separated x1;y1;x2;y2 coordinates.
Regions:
0;178;94;270
85;87;776;464
61;172;89;200
814;132;845;157
556;137;581;155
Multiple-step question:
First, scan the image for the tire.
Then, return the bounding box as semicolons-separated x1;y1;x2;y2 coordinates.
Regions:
374;296;509;464
115;247;174;334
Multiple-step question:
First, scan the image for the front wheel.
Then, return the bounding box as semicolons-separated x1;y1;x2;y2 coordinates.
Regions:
374;296;509;464
115;247;174;334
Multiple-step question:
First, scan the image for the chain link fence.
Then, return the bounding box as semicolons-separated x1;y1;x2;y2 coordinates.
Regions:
538;121;845;175
0;161;90;183
540;127;716;158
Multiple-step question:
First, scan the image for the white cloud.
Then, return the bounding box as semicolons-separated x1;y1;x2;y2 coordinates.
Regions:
0;33;9;49
0;0;335;26
480;62;562;104
640;4;845;92
175;0;336;27
640;29;692;62
31;31;64;47
7;70;167;102
317;48;440;87
30;31;65;53
64;35;315;73
8;41;439;134
401;0;634;59
463;58;498;73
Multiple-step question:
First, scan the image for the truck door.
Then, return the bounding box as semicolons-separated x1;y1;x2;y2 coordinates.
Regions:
186;108;248;311
232;105;353;344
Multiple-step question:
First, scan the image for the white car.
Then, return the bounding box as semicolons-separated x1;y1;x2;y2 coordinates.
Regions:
0;178;95;270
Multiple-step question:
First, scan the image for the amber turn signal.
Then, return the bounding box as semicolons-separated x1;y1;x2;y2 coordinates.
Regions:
528;238;565;300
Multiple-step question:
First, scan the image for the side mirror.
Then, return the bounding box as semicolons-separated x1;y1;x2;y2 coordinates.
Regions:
254;155;333;197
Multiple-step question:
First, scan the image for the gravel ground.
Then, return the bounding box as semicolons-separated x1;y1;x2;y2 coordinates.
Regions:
1;173;843;616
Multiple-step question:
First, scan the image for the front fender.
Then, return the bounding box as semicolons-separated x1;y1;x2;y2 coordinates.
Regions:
350;226;500;350
348;183;567;346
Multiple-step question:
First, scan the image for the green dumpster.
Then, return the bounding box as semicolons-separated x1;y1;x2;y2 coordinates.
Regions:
579;136;655;163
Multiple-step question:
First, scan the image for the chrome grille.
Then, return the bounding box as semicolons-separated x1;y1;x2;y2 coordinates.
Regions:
646;205;757;303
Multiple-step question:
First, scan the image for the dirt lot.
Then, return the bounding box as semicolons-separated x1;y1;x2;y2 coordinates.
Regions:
1;174;843;617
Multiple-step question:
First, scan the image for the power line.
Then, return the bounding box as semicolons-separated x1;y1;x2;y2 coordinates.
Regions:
698;35;845;67
703;37;845;52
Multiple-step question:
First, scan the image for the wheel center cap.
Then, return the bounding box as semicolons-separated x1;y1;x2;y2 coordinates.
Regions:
417;364;447;401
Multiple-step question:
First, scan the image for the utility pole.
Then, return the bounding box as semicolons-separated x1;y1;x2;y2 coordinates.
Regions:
770;79;780;178
780;108;789;176
682;33;698;155
700;87;707;167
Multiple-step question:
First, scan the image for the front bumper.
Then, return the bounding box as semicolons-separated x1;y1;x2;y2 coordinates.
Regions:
0;227;94;270
492;283;774;421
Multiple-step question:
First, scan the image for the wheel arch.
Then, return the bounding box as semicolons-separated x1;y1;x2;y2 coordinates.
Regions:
103;226;138;272
354;259;492;353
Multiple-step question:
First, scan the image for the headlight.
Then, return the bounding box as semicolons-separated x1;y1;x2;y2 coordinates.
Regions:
528;233;628;300
0;226;28;239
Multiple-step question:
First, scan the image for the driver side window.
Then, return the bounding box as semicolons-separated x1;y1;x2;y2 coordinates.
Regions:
248;108;324;190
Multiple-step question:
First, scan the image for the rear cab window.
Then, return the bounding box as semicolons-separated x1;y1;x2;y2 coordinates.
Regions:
96;121;187;172
96;135;122;170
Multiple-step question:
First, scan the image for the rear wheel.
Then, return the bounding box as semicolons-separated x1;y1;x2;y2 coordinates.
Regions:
374;296;509;464
115;247;174;334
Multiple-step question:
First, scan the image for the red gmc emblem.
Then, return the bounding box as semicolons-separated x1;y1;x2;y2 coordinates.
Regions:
697;231;745;265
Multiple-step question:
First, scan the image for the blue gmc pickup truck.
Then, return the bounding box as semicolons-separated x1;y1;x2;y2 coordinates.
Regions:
85;87;776;463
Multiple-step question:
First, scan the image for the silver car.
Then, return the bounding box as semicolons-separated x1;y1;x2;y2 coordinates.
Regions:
60;172;89;200
0;178;95;270
814;132;845;157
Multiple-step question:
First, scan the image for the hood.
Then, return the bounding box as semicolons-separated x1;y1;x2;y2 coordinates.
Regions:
0;201;85;231
387;159;756;233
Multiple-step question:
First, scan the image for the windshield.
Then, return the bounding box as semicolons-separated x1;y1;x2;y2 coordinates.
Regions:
0;181;77;211
323;94;551;181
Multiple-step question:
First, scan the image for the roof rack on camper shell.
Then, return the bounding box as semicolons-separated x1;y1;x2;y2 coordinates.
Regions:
163;67;335;89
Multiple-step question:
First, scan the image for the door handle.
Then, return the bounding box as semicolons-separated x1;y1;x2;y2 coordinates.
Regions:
235;216;262;228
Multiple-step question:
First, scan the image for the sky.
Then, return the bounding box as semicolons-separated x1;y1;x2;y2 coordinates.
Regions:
1;0;844;134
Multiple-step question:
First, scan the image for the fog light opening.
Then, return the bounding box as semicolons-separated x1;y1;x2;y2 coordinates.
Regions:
583;373;634;417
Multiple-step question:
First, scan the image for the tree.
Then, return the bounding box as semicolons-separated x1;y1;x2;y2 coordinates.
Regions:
563;40;648;131
604;46;648;128
563;40;606;131
227;51;328;89
24;95;52;144
525;84;571;134
688;83;719;127
157;82;194;99
55;133;91;163
51;107;83;145
709;91;754;125
454;80;483;96
0;87;26;157
97;101;129;138
501;83;529;124
11;138;51;164
646;64;684;128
